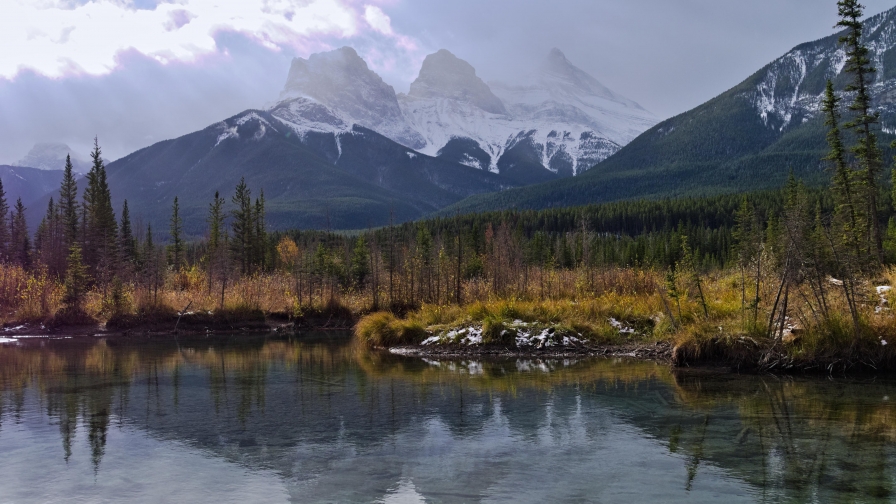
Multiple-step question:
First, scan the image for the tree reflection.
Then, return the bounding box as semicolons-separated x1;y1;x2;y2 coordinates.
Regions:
1;336;896;502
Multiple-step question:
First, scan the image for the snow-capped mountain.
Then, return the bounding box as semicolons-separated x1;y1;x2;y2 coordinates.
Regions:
14;143;89;173
270;47;656;184
278;47;425;149
437;5;896;216
740;7;896;132
399;48;656;181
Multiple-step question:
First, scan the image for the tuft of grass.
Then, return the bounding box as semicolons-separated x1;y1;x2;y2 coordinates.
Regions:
355;312;426;348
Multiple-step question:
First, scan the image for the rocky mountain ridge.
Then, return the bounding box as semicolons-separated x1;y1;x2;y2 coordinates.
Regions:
274;47;657;184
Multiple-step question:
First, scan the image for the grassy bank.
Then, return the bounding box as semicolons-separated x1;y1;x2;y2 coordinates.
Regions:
355;266;896;373
0;263;362;333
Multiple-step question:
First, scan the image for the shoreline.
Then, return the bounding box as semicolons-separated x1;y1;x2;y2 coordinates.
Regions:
381;339;896;375
386;341;674;363
5;316;895;376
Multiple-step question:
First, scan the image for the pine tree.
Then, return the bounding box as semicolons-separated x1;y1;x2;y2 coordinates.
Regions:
207;191;227;294
823;79;866;262
119;200;136;269
59;154;79;246
230;178;254;274
0;177;10;261
142;224;162;304
169;196;183;271
351;236;371;288
63;245;88;310
9;198;30;268
837;0;883;262
36;198;65;276
254;190;267;271
83;138;118;277
208;192;225;251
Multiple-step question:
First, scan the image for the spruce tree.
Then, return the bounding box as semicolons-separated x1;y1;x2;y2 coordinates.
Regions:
254;190;266;271
0;178;10;261
230;178;254;274
63;245;88;310
59;154;79;246
10;198;29;268
208;191;225;253
83;138;118;276
119;200;136;269
351;236;371;288
37;197;65;276
823;79;865;261
837;0;883;262
207;191;226;293
169;196;183;271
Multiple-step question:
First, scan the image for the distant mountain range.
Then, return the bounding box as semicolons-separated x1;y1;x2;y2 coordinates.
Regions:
16;6;896;232
274;46;655;185
20;46;652;232
441;6;896;215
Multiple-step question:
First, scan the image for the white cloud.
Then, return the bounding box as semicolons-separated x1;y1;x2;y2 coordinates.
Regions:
0;0;367;78
363;5;393;35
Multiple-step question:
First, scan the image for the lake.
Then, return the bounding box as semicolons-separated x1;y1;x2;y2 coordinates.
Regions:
0;333;893;503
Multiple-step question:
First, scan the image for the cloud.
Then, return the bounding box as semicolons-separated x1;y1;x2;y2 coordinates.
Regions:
0;0;371;79
363;4;416;51
363;5;392;35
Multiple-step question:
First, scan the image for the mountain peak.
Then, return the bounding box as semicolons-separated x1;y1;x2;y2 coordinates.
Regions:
408;50;507;115
14;143;89;173
536;48;646;111
279;47;425;149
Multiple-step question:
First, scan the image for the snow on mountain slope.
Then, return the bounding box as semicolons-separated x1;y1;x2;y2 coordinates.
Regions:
271;46;657;181
491;48;657;146
399;48;656;177
741;7;896;132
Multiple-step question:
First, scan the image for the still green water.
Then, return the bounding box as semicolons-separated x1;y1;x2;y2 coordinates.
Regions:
0;333;894;503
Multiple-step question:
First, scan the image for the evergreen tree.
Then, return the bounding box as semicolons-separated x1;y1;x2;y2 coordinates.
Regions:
83;138;118;277
823;79;866;262
36;198;65;276
0;177;10;261
230;178;254;274
59;154;79;246
351;236;371;288
119;200;136;269
9;198;29;268
837;0;883;262
62;245;88;310
169;196;184;271
207;191;227;294
208;191;226;253
254;190;267;271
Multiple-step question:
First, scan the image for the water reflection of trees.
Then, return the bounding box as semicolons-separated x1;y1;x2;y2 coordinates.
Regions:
671;372;896;502
2;337;896;501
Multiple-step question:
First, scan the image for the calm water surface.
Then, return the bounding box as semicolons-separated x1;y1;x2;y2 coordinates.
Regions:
0;333;894;503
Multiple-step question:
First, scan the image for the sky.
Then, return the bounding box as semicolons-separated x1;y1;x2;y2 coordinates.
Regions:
1;0;894;164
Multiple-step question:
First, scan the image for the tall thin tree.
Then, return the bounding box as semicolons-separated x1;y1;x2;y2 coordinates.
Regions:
837;0;883;262
169;196;184;271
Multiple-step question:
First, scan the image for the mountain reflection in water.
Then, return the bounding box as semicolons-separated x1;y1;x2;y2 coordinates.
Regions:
0;333;894;503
